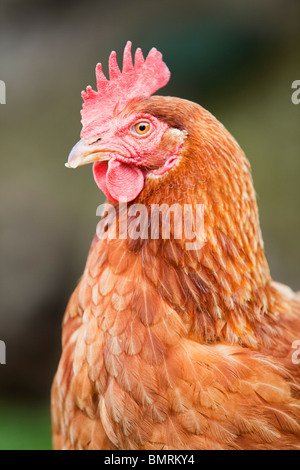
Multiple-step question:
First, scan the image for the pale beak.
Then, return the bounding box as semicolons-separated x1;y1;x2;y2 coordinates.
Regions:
65;139;112;169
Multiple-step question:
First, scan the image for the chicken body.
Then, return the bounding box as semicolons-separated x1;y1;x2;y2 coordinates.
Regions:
52;94;300;450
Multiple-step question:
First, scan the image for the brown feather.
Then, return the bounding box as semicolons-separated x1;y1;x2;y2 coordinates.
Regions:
52;96;300;450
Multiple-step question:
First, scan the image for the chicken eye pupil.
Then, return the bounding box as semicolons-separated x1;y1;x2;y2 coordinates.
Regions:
132;121;151;136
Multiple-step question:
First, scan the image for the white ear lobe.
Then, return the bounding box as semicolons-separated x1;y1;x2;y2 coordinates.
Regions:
168;128;188;144
171;128;183;137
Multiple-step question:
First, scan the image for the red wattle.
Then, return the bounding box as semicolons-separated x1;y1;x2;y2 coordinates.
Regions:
93;161;117;202
93;159;145;203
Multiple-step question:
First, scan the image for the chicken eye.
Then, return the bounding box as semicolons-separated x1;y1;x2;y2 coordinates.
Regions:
131;120;151;136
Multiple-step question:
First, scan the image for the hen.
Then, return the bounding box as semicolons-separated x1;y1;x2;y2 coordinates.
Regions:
51;42;300;450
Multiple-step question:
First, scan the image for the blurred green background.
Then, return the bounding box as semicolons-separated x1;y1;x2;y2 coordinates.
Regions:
0;0;299;450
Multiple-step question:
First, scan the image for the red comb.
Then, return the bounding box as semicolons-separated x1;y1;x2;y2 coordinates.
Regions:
80;41;171;140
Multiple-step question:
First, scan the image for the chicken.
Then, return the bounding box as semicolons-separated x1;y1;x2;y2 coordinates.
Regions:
51;41;300;450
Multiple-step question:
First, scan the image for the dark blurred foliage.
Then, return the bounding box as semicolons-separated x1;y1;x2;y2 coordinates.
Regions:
0;0;299;448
